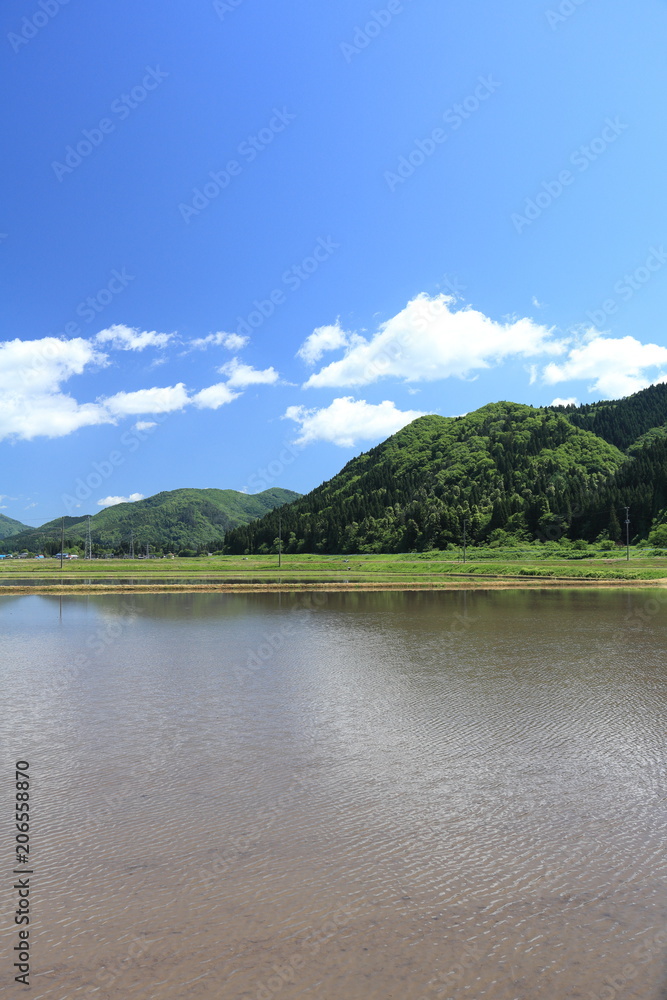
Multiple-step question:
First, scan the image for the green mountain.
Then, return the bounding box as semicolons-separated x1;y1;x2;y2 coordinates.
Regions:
224;384;667;553
0;513;30;541
223;401;627;554
555;381;667;450
7;382;667;556
3;487;301;555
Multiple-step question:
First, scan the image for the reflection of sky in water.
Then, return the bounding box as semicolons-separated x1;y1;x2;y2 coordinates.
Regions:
0;591;665;1000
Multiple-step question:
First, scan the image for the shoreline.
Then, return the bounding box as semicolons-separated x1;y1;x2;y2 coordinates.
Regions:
1;578;666;596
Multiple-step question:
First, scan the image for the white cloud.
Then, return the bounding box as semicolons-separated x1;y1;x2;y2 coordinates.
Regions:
283;396;426;447
191;383;240;409
0;329;270;440
1;396;111;440
0;336;105;393
542;335;667;398
302;294;563;388
95;324;172;351
97;493;145;508
550;396;578;407
103;384;190;416
0;334;204;441
297;321;359;365
0;335;112;440
218;358;280;387
190;332;249;351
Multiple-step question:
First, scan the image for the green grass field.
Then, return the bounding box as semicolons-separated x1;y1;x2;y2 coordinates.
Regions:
1;549;667;588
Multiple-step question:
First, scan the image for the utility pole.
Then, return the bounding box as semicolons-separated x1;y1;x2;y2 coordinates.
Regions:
278;512;282;569
85;516;92;560
60;517;65;570
129;529;134;560
624;506;630;562
146;542;150;559
463;518;467;564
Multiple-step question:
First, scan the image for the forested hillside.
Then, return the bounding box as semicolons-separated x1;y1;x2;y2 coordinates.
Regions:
223;384;667;554
7;383;667;557
0;513;30;541
224;402;628;554
3;488;300;555
555;381;667;450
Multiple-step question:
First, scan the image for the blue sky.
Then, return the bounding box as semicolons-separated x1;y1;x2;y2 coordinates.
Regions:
2;0;667;526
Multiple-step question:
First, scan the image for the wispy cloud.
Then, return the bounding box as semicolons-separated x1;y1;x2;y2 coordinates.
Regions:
95;324;173;351
218;358;280;387
189;331;249;351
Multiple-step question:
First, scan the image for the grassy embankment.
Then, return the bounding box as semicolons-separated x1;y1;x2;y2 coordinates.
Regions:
1;549;667;593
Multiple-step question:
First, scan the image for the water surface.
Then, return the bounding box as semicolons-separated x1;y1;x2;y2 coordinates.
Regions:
0;590;665;999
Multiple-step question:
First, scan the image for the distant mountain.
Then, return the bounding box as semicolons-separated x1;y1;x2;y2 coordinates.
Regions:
224;383;667;553
7;382;667;557
3;487;301;555
224;401;626;554
0;513;30;541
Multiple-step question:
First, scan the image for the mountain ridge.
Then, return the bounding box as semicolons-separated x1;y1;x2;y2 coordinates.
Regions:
2;487;301;555
6;382;667;555
0;513;31;541
224;384;667;553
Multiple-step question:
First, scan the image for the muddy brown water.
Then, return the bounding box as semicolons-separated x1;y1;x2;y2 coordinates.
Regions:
0;590;665;999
